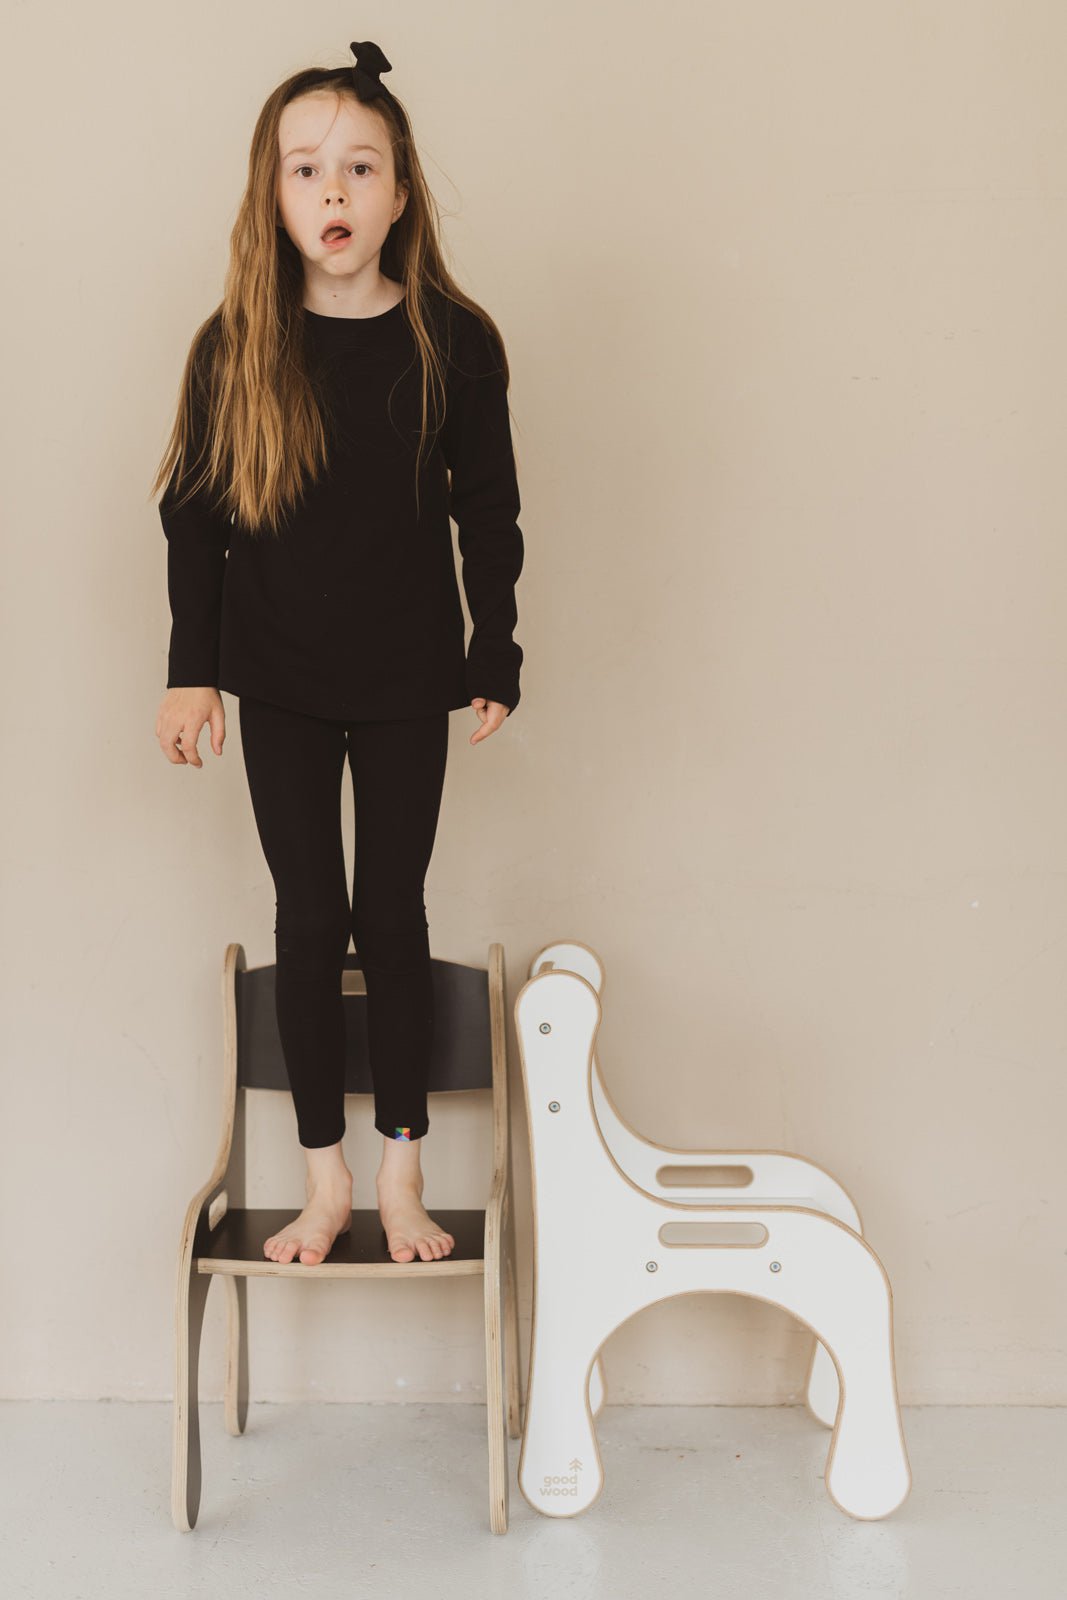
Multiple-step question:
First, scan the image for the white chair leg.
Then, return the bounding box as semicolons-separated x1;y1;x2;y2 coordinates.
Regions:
588;1352;607;1416
519;1310;607;1514
806;1338;840;1427
776;1214;911;1518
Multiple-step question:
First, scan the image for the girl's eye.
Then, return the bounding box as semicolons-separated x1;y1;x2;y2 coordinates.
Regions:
293;163;372;178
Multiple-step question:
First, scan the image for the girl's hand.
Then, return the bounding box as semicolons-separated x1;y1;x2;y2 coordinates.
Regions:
469;697;509;745
156;687;226;767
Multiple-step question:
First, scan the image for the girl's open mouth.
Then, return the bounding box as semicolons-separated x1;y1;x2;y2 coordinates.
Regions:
321;225;352;250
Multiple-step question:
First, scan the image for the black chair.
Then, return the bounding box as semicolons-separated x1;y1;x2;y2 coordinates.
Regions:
172;942;523;1533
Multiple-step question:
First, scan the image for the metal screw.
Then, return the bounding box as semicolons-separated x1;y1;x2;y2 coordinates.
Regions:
548;1101;560;1113
646;1261;658;1272
539;1022;552;1034
770;1261;781;1273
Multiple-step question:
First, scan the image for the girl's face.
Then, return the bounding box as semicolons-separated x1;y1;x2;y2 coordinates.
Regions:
276;91;407;292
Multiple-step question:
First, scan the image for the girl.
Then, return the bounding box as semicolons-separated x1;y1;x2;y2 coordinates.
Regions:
151;41;524;1268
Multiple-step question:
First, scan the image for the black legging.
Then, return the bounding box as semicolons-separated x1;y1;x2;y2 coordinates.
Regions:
237;695;450;1148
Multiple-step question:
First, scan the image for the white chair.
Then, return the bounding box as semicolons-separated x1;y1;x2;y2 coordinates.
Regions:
514;940;912;1521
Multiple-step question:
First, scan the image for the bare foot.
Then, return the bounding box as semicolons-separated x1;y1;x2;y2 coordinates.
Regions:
263;1173;353;1266
376;1169;455;1263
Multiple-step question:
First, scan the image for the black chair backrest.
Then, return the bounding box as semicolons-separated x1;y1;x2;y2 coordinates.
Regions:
235;953;493;1094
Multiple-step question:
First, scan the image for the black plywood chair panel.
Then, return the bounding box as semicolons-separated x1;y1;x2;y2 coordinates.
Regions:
236;953;494;1094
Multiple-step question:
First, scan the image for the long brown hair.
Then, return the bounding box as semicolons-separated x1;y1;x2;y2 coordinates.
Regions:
150;60;510;535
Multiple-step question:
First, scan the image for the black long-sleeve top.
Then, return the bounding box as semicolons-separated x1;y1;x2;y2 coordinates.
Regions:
159;288;524;720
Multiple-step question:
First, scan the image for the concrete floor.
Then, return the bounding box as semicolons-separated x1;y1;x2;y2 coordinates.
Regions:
5;1402;1064;1598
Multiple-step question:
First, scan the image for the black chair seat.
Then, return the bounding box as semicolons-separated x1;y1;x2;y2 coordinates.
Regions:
194;1206;489;1274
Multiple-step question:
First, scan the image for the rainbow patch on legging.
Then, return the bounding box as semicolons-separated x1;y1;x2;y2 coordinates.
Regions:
393;1126;412;1141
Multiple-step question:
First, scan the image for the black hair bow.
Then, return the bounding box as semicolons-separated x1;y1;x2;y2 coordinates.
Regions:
349;40;394;104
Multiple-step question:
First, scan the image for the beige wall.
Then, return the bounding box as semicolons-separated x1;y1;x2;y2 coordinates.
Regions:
2;2;1063;1406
